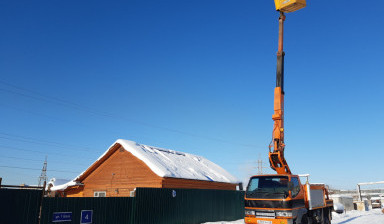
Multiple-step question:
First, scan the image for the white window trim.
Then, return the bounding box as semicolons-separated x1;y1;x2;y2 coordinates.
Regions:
94;191;106;197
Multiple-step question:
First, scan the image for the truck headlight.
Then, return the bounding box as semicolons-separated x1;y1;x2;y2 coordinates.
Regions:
275;211;292;217
245;210;255;216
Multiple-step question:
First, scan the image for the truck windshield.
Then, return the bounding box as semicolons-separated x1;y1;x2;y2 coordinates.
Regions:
246;176;289;199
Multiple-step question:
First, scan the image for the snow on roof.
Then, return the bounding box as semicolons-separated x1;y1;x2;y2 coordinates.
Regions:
47;178;71;187
48;179;82;191
80;139;239;184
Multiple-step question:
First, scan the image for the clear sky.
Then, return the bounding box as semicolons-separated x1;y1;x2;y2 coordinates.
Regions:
0;0;383;190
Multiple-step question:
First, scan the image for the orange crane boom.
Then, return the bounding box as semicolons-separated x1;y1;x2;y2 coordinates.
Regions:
268;11;291;175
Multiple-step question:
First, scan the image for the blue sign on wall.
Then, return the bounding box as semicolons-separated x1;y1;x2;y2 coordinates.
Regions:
52;212;72;222
80;210;93;224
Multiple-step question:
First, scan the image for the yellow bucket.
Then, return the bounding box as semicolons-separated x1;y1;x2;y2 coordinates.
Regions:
274;0;306;13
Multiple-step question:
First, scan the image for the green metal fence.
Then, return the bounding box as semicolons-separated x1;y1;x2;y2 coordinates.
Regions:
0;188;42;224
135;188;245;224
39;188;244;224
40;197;136;224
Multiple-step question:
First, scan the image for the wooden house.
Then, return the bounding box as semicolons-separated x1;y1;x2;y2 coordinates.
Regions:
58;139;239;197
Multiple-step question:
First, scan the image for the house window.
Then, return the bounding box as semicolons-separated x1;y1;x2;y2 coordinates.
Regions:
94;191;106;197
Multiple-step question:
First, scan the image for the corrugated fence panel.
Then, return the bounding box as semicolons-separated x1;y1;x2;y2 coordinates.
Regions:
0;189;42;224
41;197;135;224
38;188;244;224
135;188;245;224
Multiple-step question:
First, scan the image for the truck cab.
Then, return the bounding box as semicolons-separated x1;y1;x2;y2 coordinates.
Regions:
245;174;333;224
244;174;306;224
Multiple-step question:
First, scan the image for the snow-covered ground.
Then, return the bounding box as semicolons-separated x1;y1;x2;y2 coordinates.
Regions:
203;209;384;224
332;209;384;224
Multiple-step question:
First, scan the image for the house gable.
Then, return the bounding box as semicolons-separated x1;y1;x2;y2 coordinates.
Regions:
80;145;163;197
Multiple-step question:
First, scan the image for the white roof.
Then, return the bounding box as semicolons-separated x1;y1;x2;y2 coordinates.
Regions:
91;139;239;184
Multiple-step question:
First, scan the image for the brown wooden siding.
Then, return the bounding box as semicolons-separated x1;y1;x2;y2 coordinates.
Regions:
66;186;84;197
162;177;237;190
79;146;163;197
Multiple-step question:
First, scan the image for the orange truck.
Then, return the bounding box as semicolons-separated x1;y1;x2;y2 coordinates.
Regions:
244;1;333;224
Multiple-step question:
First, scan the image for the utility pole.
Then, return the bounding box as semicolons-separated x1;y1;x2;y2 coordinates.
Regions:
38;156;47;187
256;155;269;175
257;159;263;175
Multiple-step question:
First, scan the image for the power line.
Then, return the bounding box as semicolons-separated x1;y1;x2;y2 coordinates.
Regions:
219;161;260;164
0;145;96;160
0;103;146;143
0;85;99;115
0;144;61;155
0;80;263;149
0;80;91;109
0;156;43;162
0;132;93;149
0;165;79;174
0;136;97;153
0;132;98;152
0;155;88;167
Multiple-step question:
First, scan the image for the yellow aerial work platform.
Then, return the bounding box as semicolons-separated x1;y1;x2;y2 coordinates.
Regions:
274;0;306;13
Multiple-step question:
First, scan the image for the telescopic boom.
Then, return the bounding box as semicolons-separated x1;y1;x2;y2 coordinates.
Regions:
268;0;306;174
268;11;291;175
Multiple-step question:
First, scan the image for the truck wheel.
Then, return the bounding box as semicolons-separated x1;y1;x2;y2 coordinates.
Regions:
301;214;309;224
323;208;331;224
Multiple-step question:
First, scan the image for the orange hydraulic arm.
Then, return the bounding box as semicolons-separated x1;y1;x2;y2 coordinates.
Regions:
269;12;291;175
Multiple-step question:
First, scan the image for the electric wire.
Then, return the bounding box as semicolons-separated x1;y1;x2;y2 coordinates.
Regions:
0;132;99;152
0;145;97;160
0;80;264;180
0;80;262;149
0;155;89;167
0;165;79;174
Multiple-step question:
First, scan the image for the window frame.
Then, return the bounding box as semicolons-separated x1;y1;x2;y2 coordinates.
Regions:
290;177;301;198
245;176;289;199
94;191;106;197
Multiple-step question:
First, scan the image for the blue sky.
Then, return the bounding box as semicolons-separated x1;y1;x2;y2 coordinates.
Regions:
0;0;383;190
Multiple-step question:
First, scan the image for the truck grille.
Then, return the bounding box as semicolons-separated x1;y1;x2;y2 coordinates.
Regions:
255;211;275;219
